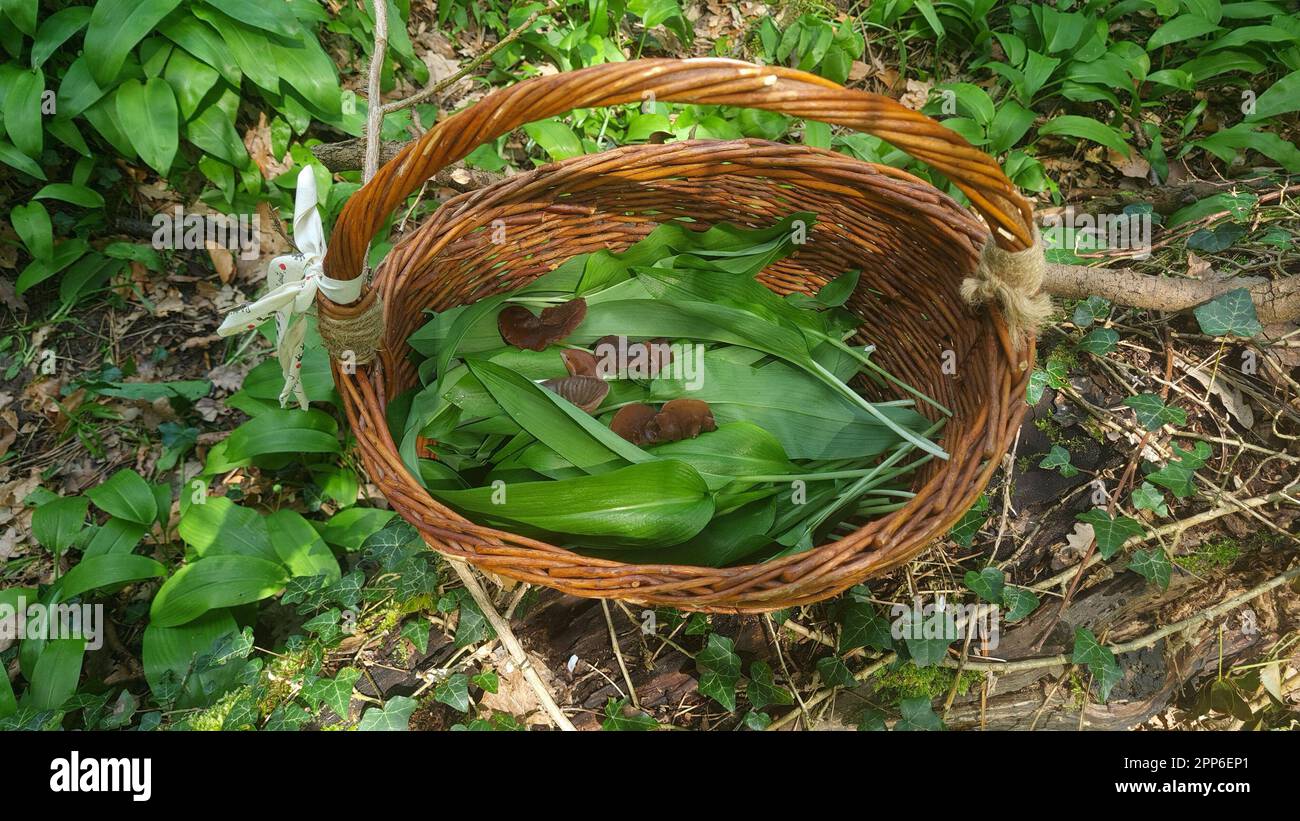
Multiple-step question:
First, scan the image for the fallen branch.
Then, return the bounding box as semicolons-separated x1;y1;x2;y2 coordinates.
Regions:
311;138;503;191
1044;261;1300;326
449;560;576;730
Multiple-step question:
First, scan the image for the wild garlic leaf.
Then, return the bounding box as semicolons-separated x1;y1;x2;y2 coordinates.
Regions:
432;460;714;548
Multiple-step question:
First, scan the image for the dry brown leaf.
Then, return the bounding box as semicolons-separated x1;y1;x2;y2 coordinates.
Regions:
1109;148;1151;179
898;78;933;111
1186;251;1212;279
1065;521;1095;557
476;653;558;727
244;112;294;179
206;241;235;284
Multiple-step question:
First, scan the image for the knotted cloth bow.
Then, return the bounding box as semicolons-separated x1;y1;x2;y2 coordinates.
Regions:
217;167;362;410
960;226;1052;349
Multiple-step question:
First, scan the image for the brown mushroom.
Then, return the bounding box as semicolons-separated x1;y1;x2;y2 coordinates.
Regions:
609;399;717;445
646;399;716;444
561;348;599;377
610;403;658;445
541;375;609;413
498;298;588;351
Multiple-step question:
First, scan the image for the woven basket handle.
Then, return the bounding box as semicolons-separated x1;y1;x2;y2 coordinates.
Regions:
322;58;1034;316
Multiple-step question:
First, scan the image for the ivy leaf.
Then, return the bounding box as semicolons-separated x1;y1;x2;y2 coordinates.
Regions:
815;656;857;689
302;609;344;645
264;703;312;731
1039;445;1079;478
683;613;711;636
1077;328;1119;356
471;670;499;694
391;556;440;604
1128;547;1172;589
601;698;659;730
896;697;945;731
1001;586;1040;623
1071;628;1123;702
905;631;953;668
301;667;360;721
948;493;990;547
857;707;887;731
401;619;431;654
357;696;418;731
1027;351;1071;405
745;660;793;712
1193;288;1262;338
696;634;742;711
1072;296;1110;328
221;691;258;731
1145;441;1211;498
1076;509;1145;559
963;567;1005;603
1123;393;1187;431
1131;482;1168;516
360;518;424;571
1187;222;1245;252
740;710;772;730
837;599;893;653
434;673;471;713
1027;368;1051;405
438;589;494;648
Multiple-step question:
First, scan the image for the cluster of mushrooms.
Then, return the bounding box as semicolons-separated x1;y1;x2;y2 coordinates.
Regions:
497;297;717;446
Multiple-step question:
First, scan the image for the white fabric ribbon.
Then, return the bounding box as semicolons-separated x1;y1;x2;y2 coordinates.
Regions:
217;166;362;410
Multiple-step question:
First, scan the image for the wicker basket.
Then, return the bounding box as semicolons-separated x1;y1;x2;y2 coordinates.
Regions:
319;59;1037;613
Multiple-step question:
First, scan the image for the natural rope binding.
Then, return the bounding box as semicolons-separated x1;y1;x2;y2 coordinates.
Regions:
960;228;1052;347
319;296;384;365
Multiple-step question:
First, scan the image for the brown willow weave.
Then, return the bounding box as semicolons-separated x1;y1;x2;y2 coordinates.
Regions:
320;59;1036;613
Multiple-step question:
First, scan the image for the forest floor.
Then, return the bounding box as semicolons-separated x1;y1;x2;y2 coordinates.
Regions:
2;1;1298;731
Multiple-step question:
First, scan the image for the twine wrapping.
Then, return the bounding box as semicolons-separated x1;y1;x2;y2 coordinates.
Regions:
960;228;1052;347
217;167;362;409
318;296;384;366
